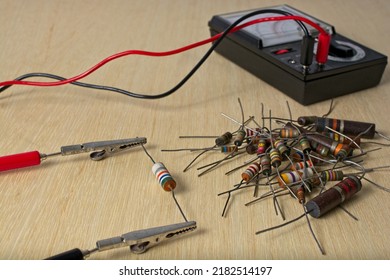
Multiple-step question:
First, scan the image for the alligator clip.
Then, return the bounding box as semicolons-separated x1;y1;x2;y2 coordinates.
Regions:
0;137;147;172
56;137;147;161
96;220;197;255
45;221;197;260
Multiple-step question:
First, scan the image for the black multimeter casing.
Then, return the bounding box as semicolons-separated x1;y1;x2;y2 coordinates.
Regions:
208;5;387;105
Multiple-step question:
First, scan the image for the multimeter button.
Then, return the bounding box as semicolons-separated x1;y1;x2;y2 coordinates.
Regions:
273;48;293;55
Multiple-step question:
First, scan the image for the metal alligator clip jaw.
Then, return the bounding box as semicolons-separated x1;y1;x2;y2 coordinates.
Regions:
58;137;147;161
44;221;197;260
95;220;197;255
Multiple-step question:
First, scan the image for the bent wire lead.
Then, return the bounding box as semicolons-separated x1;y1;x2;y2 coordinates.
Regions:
220;161;261;217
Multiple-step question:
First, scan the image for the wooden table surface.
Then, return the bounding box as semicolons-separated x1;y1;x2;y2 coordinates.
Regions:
0;0;389;260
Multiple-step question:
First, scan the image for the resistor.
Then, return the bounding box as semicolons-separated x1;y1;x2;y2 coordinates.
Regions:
233;130;246;146
297;116;317;126
241;162;260;182
296;185;306;204
269;148;282;168
257;138;268;155
221;145;237;153
274;139;290;157
300;116;376;139
263;151;285;219
322;131;361;147
305;175;362;218
141;144;188;222
245;143;258;155
215;132;233;146
312;142;330;157
320;170;344;182
246;128;261;137
329;142;351;159
268;111;282;175
278;168;315;187
291;160;314;171
299;135;311;153
279;127;300;138
152;162;176;192
307;134;351;159
260;154;272;176
290;150;305;161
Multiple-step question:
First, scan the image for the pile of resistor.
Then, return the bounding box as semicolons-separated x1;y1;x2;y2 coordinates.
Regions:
163;103;390;254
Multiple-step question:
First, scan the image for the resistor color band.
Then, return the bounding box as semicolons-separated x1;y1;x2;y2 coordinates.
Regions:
323;132;361;147
152;162;176;192
279;128;299;138
291;150;304;161
291;160;314;171
260;155;271;175
305;175;362;218
299;136;311;152
331;143;350;159
246;128;260;137
321;170;344;181
274;139;289;156
269;148;282;168
0;151;41;172
296;186;305;204
257;139;267;155
221;145;236;153
241;162;260;182
315;143;330;157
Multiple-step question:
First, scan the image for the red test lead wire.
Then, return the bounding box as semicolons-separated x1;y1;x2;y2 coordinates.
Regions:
0;15;330;89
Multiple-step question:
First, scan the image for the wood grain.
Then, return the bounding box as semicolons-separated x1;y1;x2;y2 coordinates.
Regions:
0;0;389;260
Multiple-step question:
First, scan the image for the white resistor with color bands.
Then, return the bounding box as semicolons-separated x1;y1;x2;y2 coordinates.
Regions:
278;167;315;187
152;162;176;192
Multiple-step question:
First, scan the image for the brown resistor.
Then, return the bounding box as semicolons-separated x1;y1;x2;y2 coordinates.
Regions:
305;175;362;218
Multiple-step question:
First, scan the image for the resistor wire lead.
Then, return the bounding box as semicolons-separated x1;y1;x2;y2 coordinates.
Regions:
141;144;188;222
255;196;325;254
196;149;246;177
221;161;261;217
181;131;234;172
267;110;285;220
182;145;216;172
232;98;246;147
221;179;244;217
